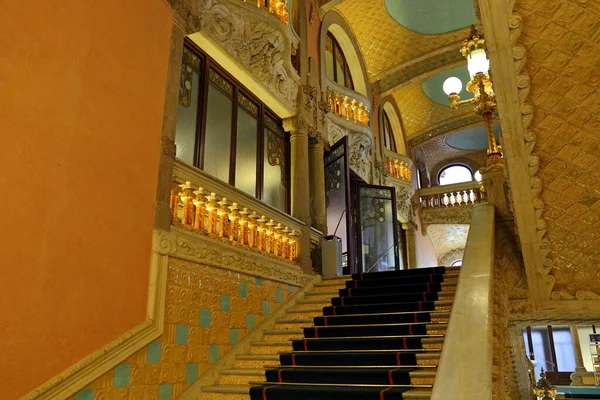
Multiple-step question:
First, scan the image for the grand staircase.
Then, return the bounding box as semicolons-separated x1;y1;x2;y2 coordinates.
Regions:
202;266;459;400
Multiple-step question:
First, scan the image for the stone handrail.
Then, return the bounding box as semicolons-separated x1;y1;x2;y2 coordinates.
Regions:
431;203;495;399
419;181;486;208
383;148;412;181
326;78;370;127
171;160;314;264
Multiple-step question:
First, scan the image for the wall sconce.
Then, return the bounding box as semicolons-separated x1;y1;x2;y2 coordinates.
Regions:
443;27;502;165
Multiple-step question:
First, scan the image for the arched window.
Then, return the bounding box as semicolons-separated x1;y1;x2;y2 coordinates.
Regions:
438;164;473;186
451;259;463;267
381;110;397;152
325;32;354;90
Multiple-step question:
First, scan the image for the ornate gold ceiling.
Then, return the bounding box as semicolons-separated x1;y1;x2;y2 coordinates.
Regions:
334;0;471;79
420;134;487;172
513;0;600;296
391;80;474;139
426;224;470;261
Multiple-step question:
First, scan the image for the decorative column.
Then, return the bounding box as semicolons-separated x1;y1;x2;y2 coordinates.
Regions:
154;11;187;230
308;134;327;234
403;222;418;269
284;115;313;273
570;324;588;386
480;160;511;221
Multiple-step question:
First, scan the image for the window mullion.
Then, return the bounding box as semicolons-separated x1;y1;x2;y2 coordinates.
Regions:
197;54;210;169
256;107;264;199
230;86;239;186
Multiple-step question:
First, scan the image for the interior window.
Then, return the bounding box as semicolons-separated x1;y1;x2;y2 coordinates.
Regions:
438;165;473;186
325;32;354;91
382;110;397;152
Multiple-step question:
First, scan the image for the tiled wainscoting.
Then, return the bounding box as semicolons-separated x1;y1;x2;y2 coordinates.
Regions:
70;258;298;400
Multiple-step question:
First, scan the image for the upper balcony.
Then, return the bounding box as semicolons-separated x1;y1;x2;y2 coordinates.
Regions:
383;148;412;184
326;78;371;128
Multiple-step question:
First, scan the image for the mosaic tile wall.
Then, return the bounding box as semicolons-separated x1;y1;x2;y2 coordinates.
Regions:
69;258;298;400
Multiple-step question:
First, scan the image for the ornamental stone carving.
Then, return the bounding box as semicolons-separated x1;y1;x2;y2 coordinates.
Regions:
189;0;300;111
325;116;372;183
391;185;414;223
420;204;473;232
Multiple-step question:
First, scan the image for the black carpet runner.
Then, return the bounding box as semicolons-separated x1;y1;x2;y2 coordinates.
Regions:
249;266;453;400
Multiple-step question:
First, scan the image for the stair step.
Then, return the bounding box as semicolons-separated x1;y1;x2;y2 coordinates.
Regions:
219;369;266;385
322;275;351;281
203;384;250;400
403;388;434;399
262;329;304;341
235;354;279;369
250;342;292;355
416;352;441;366
304;290;337;300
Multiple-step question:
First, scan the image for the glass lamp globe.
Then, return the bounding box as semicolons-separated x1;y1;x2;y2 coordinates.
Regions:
467;48;490;77
443;77;462;95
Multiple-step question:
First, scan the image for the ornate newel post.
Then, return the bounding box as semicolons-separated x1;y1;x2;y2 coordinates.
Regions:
284;115;313;273
308;134;327;234
154;10;186;230
480;159;511;220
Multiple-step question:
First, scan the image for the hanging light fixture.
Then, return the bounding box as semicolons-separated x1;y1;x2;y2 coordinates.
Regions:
442;26;501;165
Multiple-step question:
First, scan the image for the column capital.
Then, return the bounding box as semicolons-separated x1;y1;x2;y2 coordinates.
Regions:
283;115;311;134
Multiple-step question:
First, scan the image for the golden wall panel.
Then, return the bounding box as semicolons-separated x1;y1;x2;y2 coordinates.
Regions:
69;258;298;400
514;0;600;295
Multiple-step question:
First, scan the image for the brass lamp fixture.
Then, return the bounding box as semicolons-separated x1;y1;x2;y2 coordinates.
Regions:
532;368;558;400
443;27;502;165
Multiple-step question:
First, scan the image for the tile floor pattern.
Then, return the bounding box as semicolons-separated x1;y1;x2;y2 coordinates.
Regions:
69;258;298;400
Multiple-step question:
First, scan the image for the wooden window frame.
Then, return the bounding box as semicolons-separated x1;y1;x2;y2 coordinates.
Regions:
381;110;397;153
182;38;290;213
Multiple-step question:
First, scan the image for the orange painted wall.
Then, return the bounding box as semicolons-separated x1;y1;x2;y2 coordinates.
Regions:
0;0;173;398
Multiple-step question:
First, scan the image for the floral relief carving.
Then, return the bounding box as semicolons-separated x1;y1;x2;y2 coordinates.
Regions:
156;228;312;286
187;0;300;110
325;116;372;183
420;205;473;232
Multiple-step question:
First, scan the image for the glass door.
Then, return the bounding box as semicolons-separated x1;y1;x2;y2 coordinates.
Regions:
356;185;400;273
324;137;355;274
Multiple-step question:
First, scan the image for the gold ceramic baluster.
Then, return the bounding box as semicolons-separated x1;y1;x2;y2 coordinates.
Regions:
239;208;249;246
170;183;181;224
228;202;240;243
265;219;275;255
179;181;195;227
281;227;290;259
256;216;267;253
192;187;206;232
247;212;258;249
350;99;358;123
288;230;297;261
205;193;218;236
273;223;282;257
217;198;229;240
256;0;266;7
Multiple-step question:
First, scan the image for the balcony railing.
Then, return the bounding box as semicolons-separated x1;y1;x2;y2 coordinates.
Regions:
384;149;412;182
419;181;486;209
170;160;310;264
327;87;370;127
246;0;289;24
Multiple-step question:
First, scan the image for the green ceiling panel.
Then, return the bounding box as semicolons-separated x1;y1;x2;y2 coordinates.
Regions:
421;66;473;107
385;0;476;35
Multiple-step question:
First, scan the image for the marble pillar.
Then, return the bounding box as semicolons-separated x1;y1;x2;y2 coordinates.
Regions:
403;223;417;269
284;116;313;274
154;12;186;230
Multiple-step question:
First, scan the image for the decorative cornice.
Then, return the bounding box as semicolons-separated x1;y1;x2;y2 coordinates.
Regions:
159;227;314;286
408;114;483;148
420;205;473;233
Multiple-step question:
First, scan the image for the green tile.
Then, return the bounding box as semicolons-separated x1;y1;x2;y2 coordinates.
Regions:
262;301;270;316
176;324;189;345
230;328;239;345
113;364;131;388
239;282;248;298
276;289;283;303
209;345;220;363
247;314;255;329
288;285;296;292
220;295;231;312
254;277;263;286
158;383;173;400
199;309;211;327
186;363;199;383
74;389;95;400
147;342;162;364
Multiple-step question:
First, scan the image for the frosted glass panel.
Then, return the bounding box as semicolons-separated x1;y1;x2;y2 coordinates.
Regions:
235;108;258;196
263;128;286;212
359;187;396;273
336;62;345;86
203;85;232;183
175;70;200;165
